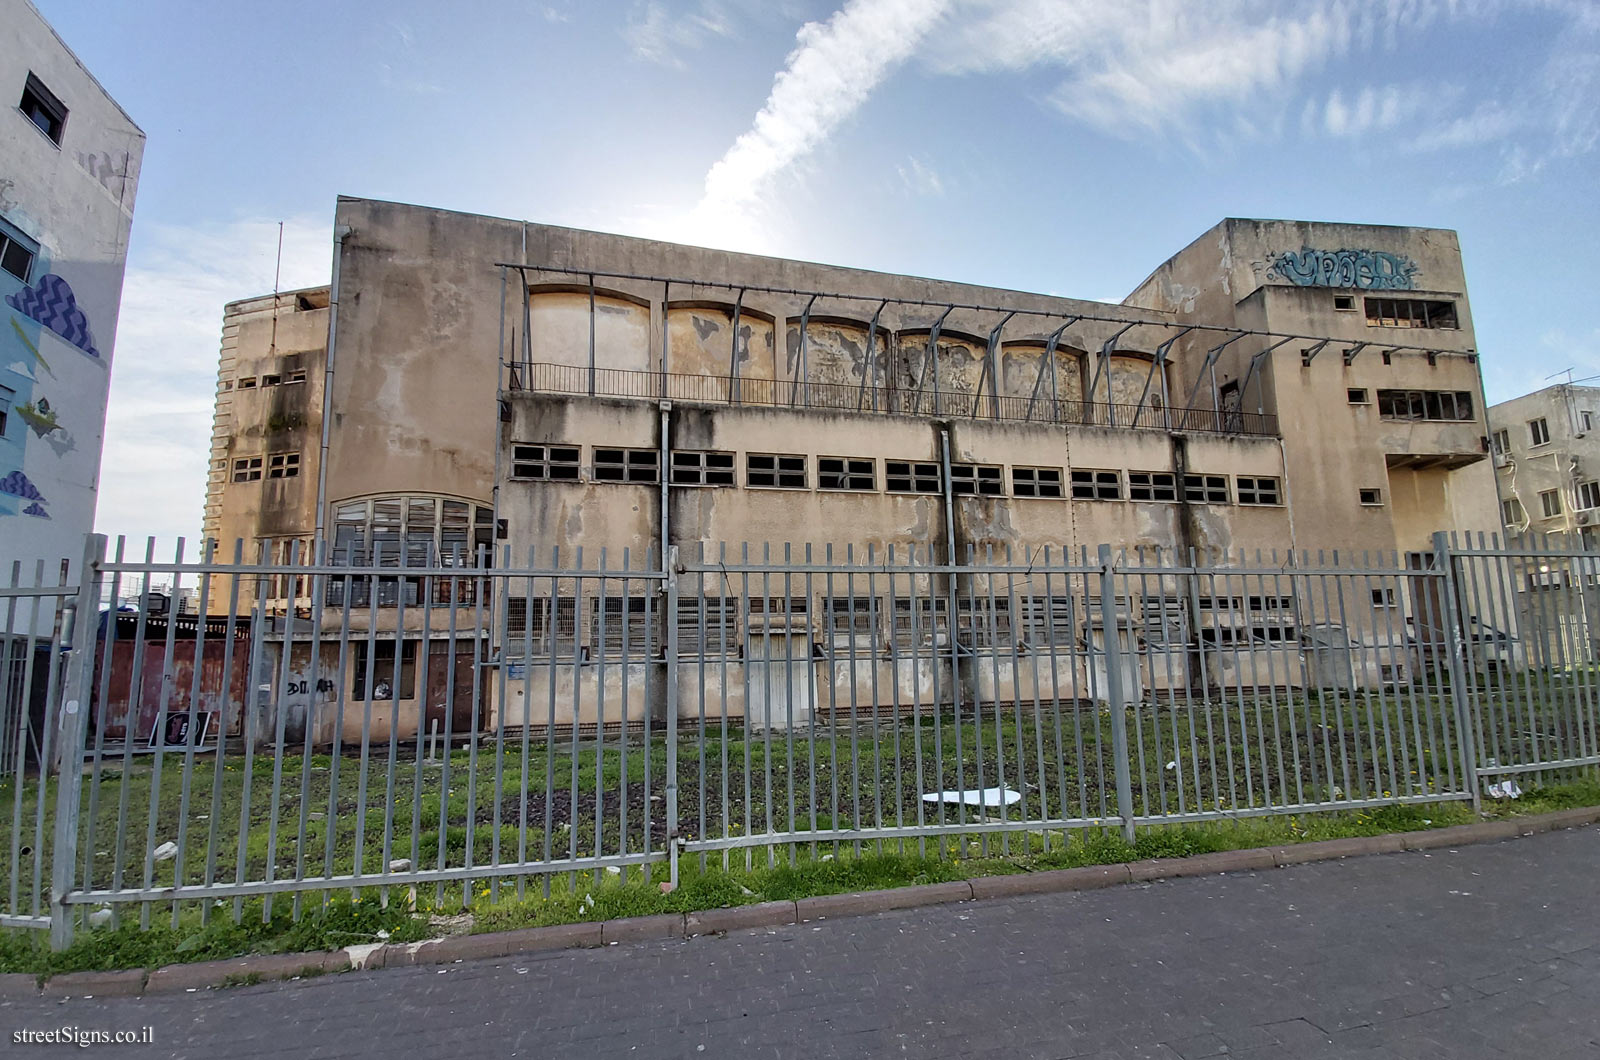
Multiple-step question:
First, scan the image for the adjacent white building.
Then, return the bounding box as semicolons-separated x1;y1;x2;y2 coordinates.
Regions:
0;0;143;589
1488;382;1600;548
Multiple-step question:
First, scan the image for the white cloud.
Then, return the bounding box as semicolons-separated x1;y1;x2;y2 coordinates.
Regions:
1320;83;1435;139
687;0;949;243
96;217;329;549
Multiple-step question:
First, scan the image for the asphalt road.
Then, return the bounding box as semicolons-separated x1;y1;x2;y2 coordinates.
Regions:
5;826;1599;1059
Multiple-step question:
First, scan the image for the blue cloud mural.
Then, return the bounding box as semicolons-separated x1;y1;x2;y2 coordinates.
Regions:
22;502;48;519
0;468;48;503
5;274;99;358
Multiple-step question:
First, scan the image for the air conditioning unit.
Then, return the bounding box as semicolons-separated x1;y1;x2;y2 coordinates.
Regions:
1579;510;1595;526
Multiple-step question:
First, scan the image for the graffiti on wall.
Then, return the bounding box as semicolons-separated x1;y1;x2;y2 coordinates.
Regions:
1269;247;1418;290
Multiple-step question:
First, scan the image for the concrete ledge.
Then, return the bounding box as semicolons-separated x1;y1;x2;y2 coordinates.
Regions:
144;951;333;994
0;972;40;997
497;921;604;953
797;881;973;921
600;913;684;945
685;901;798;937
969;864;1131;899
26;804;1600;994
1402;819;1524;850
1270;834;1406;866
40;968;145;997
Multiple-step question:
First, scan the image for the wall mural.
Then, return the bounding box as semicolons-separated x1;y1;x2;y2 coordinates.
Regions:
2;269;101;524
1269;247;1418;290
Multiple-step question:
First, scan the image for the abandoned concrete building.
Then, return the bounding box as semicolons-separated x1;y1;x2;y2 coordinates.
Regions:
197;199;1503;742
1488;382;1600;549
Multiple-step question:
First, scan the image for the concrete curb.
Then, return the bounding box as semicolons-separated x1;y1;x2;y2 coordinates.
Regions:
9;804;1600;998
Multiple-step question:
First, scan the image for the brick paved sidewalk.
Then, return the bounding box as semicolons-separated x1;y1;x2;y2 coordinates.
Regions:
5;827;1599;1059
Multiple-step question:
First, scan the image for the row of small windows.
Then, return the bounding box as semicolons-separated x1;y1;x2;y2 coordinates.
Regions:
1503;481;1600;525
501;592;1302;659
231;452;300;482
508;444;1284;506
1331;295;1459;330
230;368;307;390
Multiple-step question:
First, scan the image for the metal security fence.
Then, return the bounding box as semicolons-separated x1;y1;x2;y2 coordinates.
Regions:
1;531;1597;947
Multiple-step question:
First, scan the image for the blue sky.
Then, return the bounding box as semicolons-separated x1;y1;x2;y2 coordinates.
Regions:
33;0;1600;545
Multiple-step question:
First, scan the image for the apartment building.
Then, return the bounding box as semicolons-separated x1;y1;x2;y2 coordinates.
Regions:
1488;382;1600;547
201;199;1500;742
0;0;143;599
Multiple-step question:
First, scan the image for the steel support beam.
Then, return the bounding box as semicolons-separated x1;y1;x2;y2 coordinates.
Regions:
912;305;955;415
728;288;745;403
1133;325;1195;424
1088;323;1138;425
970;311;1015;419
1300;339;1331;367
858;300;888;412
791;294;818;408
1024;318;1079;422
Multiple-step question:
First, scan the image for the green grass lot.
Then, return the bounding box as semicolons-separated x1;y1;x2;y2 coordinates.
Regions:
0;689;1595;978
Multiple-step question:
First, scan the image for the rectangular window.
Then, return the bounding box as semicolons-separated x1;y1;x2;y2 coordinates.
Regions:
1541;489;1562;518
1491;429;1510;456
351;640;417;700
1347;388;1368;404
825;596;878;647
1371;587;1397;608
231;456;263;482
286;368;307;384
885;460;940;494
670;449;735;486
956;596;1012;647
1127;471;1177;502
1359;487;1383;506
594;447;659;483
1584;411;1594;433
746;452;807;489
505;596;578;657
237;377;257;390
511;443;581;481
592;596;652;657
890;597;947;649
267;452;300;479
949;463;1004;496
1011;466;1064;498
1070;469;1121;500
1333;294;1356;312
1182;474;1230;504
1235;476;1281;506
1363;298;1458;329
1529;418;1550;446
677;597;739;656
1375;390;1474;422
1502;497;1524;526
261;374;281;387
817;456;875;491
1580;482;1600;511
1021;596;1076;649
19;73;67;145
0;227;36;283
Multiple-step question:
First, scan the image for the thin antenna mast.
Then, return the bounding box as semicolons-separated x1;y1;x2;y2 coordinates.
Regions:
268;220;284;356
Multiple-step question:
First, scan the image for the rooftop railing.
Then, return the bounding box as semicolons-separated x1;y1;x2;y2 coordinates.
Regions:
505;361;1279;437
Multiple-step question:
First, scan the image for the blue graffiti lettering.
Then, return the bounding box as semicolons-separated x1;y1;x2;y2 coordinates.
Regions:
1270;247;1418;291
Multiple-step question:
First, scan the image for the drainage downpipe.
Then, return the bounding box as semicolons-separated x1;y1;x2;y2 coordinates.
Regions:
313;224;352;552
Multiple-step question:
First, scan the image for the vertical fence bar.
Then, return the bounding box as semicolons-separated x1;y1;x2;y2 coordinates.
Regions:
663;545;680;887
1432;532;1481;811
49;533;105;950
1096;544;1135;842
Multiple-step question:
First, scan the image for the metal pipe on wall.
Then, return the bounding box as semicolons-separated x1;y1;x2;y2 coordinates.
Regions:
312;224;352;552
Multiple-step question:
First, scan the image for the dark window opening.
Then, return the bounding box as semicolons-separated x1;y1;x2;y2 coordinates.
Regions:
1182;474;1230;504
1333;294;1356;311
1359;488;1383;506
511;443;581;481
1070;469;1121;500
593;596;653;657
232;456;262;482
1364;297;1458;329
0;229;36;283
1012;466;1064;498
949;463;1003;496
1236;476;1281;506
885;460;940;494
1127;471;1177;502
818;456;874;491
19;74;67;145
352;640;417;700
747;452;807;489
670;449;735;486
267;452;299;479
505;596;578;657
1347;388;1368;404
1375;389;1474;421
594;447;659;483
